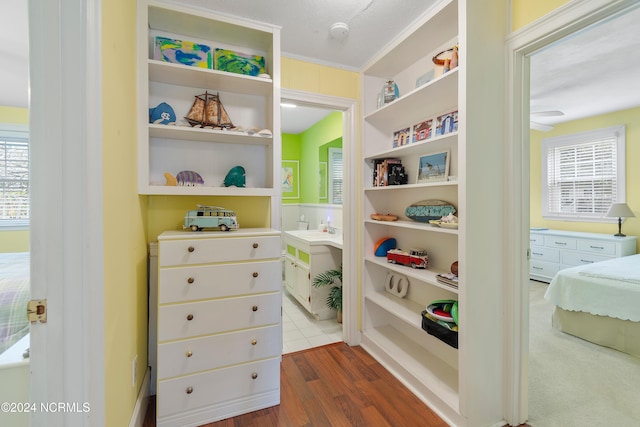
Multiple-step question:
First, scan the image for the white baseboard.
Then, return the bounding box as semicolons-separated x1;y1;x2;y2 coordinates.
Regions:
129;367;151;427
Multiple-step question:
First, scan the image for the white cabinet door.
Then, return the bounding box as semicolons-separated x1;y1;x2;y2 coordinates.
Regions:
295;263;311;310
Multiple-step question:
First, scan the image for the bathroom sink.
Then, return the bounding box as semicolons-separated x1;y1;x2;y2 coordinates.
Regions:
283;229;343;248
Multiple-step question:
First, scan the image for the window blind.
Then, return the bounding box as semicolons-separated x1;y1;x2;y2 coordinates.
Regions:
0;137;29;221
545;133;619;219
329;149;343;205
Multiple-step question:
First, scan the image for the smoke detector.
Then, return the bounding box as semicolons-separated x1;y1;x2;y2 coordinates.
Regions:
330;22;349;40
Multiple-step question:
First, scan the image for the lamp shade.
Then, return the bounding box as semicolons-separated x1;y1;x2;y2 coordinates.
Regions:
606;203;635;218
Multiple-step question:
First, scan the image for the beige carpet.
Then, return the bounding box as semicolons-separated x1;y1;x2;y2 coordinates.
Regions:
528;280;640;426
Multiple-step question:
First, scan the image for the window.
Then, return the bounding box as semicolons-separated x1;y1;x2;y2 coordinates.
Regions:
0;125;29;228
328;147;343;205
542;125;625;221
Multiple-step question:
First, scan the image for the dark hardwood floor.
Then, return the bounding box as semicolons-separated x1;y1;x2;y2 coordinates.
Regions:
144;342;449;426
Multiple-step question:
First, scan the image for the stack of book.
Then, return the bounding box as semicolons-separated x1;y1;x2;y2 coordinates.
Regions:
372;158;407;187
436;273;459;289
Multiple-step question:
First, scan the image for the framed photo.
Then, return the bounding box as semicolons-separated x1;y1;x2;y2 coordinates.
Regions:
318;162;328;200
435;110;458;136
416;151;450;183
393;127;411;148
412;119;433;143
282;160;299;199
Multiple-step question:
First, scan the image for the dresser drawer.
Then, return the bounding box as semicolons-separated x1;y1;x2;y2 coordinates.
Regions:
159;235;281;266
530;259;559;279
159;260;281;303
544;236;577;250
529;246;559;262
529;233;544;246
157;357;281;418
561;251;612;267
577;239;617;256
157;325;281;380
159;293;281;342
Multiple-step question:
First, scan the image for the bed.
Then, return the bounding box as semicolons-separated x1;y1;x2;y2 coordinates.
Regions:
0;252;30;356
544;253;640;358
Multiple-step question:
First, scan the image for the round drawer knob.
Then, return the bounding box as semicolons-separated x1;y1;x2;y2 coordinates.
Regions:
186;350;193;358
186;386;193;394
252;305;258;312
187;277;195;284
252;272;259;278
251;372;258;380
186;314;194;321
187;246;195;253
251;339;257;346
252;243;259;249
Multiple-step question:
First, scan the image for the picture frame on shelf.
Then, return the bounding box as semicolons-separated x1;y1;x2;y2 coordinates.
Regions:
282;160;299;199
319;162;328;200
435;110;458;136
393;127;411;148
413;119;433;143
416;150;449;183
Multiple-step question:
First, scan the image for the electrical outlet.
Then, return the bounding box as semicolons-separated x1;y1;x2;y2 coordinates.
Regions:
132;354;138;387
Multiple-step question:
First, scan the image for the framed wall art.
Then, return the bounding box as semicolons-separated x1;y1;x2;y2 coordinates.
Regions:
282;160;299;199
319;162;328;200
416;151;450;183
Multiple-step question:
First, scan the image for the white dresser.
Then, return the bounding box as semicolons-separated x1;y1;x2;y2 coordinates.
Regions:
530;229;637;282
156;229;282;427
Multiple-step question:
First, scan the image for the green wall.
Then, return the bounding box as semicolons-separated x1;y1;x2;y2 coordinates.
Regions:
282;111;342;204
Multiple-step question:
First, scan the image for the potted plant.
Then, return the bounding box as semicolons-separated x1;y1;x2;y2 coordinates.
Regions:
312;264;343;323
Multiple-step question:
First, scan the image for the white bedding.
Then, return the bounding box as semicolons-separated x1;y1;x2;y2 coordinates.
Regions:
544;254;640;322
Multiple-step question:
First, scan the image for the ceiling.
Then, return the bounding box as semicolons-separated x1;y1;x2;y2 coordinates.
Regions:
2;1;639;134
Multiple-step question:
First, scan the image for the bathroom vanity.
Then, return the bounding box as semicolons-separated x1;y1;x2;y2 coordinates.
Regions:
282;230;342;320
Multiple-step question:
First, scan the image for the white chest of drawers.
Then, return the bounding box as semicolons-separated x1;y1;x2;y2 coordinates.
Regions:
529;229;637;282
156;229;281;427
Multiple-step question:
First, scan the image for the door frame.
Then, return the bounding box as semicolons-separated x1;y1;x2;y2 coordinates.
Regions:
29;0;105;425
504;0;639;424
280;89;359;345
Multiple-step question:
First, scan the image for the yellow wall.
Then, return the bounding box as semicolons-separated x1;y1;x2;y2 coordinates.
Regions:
0;106;28;124
281;57;359;99
0;106;29;252
511;0;570;31
530;106;640;251
102;1;149;426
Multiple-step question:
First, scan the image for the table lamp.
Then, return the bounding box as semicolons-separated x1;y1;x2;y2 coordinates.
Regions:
606;202;635;237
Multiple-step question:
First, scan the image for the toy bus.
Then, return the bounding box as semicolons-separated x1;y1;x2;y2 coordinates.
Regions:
183;205;239;231
386;248;429;269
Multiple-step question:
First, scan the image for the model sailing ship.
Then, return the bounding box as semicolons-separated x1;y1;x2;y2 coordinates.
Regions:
184;91;234;129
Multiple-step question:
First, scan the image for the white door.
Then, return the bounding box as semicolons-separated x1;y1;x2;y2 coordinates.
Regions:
28;1;104;426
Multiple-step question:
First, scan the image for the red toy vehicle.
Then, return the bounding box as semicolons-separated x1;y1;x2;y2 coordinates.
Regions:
386;248;429;269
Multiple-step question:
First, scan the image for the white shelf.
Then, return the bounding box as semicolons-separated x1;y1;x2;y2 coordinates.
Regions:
364;218;458;235
364;256;459;294
364;132;458;162
148;60;273;96
364;180;458;192
140;184;276;197
364;69;458;132
360;325;459;411
148;123;272;145
363;0;458;78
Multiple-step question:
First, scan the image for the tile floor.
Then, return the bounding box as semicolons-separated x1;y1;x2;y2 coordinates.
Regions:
282;287;343;354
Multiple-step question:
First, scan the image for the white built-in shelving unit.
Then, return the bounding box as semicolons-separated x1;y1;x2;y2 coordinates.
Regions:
359;1;506;425
137;0;281;225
